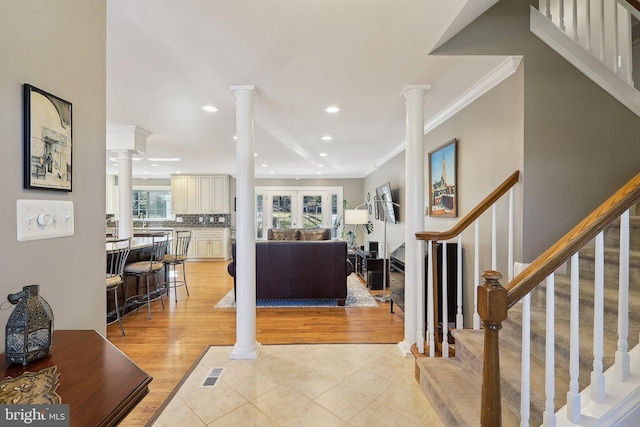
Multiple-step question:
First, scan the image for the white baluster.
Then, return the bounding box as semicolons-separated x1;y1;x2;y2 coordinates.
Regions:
508;188;514;281
591;232;606;401
474;220;481;329
492;204;497;271
520;293;531;427
544;273;557;426
586;0;592;52
427;241;435;357
442;241;449;357
571;0;578;41
559;0;566;31
620;3;634;85
600;0;606;62
613;0;620;74
456;234;463;329
616;209;630;380
541;0;551;19
567;253;581;422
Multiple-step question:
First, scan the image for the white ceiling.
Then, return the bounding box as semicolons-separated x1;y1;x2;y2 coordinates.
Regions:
106;0;503;179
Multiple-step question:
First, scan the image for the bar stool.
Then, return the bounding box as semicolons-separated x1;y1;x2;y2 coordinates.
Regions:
163;230;191;302
106;237;131;335
124;234;170;319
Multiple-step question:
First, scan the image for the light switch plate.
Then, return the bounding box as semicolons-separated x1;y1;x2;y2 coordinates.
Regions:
17;199;74;241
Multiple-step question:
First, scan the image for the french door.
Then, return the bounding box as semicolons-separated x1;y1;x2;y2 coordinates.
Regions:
256;187;342;239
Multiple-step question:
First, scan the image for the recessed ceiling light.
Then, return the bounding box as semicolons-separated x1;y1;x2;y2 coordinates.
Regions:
144;171;149;174
147;157;180;162
324;106;340;113
321;135;333;141
317;171;322;175
261;164;268;167
317;164;324;167
269;171;275;175
201;105;218;112
233;136;237;140
319;153;328;157
132;157;141;161
175;171;182;174
254;153;258;157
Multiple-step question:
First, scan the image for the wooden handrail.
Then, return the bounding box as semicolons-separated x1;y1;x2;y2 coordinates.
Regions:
415;171;520;242
505;172;640;308
626;0;640;13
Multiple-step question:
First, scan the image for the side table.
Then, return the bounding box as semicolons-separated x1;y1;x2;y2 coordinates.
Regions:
0;330;151;427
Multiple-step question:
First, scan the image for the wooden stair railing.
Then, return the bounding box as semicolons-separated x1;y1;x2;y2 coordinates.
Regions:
415;170;520;242
415;170;520;354
626;0;640;13
477;172;640;426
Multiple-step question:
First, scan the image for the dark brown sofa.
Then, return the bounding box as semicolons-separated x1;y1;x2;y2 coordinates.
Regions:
267;228;331;241
226;240;352;305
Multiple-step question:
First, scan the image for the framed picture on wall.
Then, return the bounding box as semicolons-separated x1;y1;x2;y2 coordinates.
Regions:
23;84;73;191
428;138;457;217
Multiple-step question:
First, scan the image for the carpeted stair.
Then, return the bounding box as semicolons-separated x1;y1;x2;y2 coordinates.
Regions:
417;212;640;426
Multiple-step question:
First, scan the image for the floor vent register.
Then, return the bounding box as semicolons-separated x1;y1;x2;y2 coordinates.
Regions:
200;368;224;388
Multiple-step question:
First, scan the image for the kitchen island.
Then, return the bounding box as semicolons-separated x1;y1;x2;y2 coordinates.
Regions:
106;232;173;318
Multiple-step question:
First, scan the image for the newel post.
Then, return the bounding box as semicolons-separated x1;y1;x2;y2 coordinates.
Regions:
478;270;508;426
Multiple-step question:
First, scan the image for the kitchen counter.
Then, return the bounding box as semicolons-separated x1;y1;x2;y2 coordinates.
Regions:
106;233;172;251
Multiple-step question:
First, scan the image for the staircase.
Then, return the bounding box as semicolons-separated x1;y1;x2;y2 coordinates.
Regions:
530;0;640;118
418;206;640;425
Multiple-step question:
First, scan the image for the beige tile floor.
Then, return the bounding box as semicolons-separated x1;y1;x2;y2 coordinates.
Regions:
151;344;444;427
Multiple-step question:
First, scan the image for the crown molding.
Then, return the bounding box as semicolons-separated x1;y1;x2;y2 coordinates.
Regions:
423;56;522;135
369;55;521;174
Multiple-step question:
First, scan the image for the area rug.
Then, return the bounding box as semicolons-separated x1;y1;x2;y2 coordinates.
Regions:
214;274;378;308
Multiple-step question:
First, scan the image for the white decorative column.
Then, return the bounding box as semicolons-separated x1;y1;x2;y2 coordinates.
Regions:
106;126;150;239
398;85;430;357
117;151;133;239
230;85;261;360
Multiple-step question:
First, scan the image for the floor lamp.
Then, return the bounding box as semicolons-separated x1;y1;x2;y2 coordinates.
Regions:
373;197;401;303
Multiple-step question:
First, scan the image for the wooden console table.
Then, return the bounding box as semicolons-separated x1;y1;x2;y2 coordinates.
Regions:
0;330;151;427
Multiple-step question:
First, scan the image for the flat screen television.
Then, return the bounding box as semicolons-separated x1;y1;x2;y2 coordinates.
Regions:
375;182;398;223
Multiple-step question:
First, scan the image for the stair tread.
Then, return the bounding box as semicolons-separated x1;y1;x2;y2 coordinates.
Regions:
452;329;570;424
504;303;621;378
417;356;520;427
534;275;640;325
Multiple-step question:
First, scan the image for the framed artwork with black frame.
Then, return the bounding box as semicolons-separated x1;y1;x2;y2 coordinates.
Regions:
428;138;457;217
23;84;73;191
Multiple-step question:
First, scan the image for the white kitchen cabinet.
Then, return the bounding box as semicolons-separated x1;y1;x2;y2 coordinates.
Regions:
171;175;199;214
199;175;230;214
172;175;230;214
193;228;230;260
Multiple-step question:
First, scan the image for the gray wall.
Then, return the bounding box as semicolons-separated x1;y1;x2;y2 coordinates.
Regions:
364;151;405;256
435;0;640;261
365;69;524;325
423;68;524;323
0;1;107;343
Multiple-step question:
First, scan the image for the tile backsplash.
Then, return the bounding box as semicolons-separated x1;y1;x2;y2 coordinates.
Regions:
106;214;231;229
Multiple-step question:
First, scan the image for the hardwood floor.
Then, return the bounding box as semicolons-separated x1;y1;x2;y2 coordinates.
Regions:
107;260;405;426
